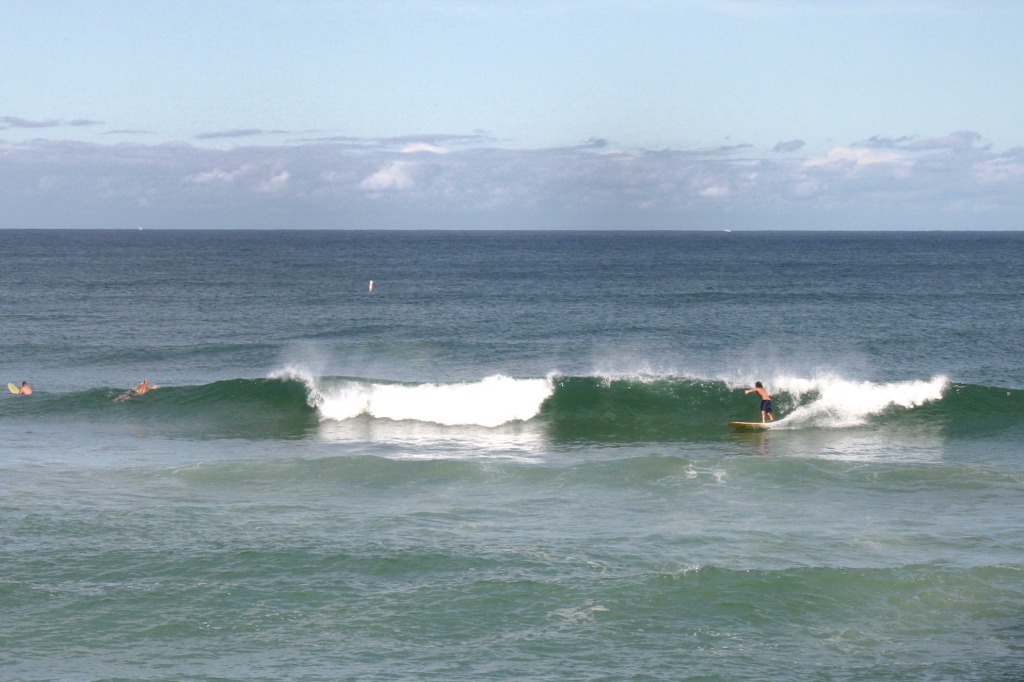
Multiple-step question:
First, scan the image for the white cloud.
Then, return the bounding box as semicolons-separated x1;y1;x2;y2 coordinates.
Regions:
804;147;909;168
187;164;255;184
1;131;1022;230
359;161;416;192
259;171;290;193
699;185;731;198
401;143;449;154
975;156;1024;184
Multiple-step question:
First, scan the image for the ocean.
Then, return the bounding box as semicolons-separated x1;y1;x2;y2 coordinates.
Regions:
1;229;1022;681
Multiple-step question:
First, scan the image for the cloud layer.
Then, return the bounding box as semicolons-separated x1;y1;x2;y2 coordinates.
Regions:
1;130;1021;230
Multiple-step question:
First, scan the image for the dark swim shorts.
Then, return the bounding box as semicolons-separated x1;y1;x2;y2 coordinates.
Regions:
761;399;773;414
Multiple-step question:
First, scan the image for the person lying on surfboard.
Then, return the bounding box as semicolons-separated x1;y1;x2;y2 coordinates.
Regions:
744;381;774;423
131;379;153;395
114;379;157;402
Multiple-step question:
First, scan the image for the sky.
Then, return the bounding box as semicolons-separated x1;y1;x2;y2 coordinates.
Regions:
2;0;1023;230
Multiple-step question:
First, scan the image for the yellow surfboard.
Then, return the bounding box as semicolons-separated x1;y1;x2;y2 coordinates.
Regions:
729;421;770;430
8;382;20;394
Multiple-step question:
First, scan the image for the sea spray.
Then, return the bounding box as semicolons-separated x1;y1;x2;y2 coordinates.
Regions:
774;375;949;427
302;374;555;427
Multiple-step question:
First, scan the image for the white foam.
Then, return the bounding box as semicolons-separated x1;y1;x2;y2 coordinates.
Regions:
311;374;554;428
770;374;949;428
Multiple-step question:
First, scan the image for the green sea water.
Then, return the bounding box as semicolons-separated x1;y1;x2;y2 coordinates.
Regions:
1;230;1023;681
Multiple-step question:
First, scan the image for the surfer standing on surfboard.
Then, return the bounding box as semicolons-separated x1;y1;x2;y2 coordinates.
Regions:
744;381;774;423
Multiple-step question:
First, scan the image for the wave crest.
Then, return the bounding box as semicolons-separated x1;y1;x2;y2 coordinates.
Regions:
772;375;949;428
306;374;554;428
14;370;1016;444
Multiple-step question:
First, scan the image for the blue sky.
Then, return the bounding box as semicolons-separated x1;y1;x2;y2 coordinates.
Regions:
2;0;1022;229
